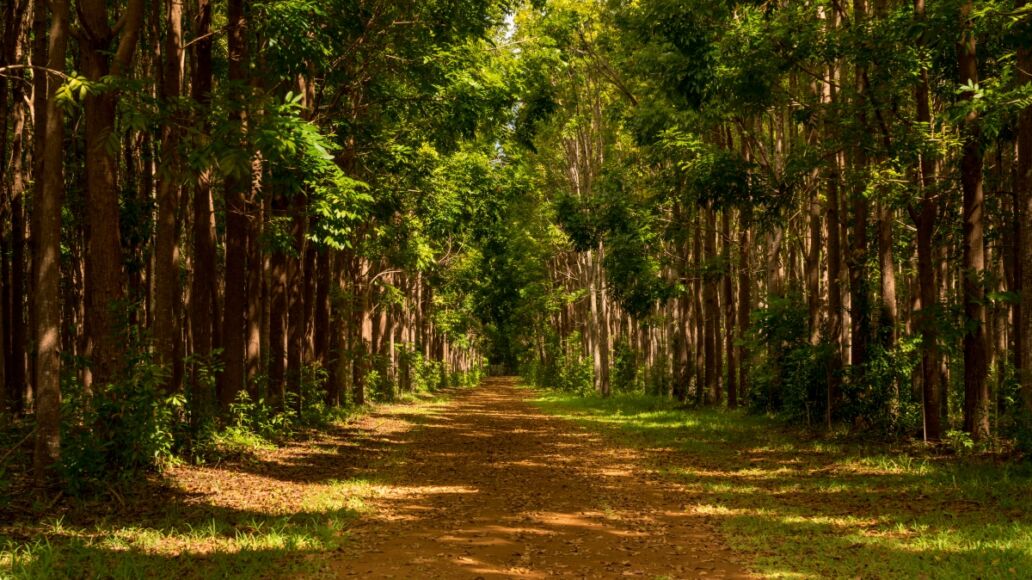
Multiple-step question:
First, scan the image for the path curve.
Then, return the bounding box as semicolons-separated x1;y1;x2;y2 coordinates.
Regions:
341;378;748;578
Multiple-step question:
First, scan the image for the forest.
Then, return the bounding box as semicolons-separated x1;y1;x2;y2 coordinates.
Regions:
1;0;1031;577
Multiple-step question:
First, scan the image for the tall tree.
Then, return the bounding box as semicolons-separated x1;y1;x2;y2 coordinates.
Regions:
957;0;989;440
1017;0;1032;416
219;0;250;408
154;0;185;391
33;0;69;483
78;0;144;388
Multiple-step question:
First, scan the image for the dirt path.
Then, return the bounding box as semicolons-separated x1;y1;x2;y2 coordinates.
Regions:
341;378;747;578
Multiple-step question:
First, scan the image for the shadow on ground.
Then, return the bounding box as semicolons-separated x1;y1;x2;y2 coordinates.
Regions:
534;391;1032;579
0;395;439;579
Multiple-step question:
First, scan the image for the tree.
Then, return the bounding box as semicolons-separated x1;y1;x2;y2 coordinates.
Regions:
32;0;69;483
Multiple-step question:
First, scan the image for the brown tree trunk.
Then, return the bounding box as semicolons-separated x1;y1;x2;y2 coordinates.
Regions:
957;2;990;440
189;0;216;424
302;243;317;361
877;203;898;348
29;0;45;406
807;187;822;345
33;0;68;484
79;0;144;389
8;83;28;413
912;0;942;441
268;195;288;408
219;0;249;408
848;0;872;383
825;108;844;427
878;200;898;418
154;0;184;392
1016;0;1032;418
287;194;307;412
703;205;719;404
314;249;331;367
723;209;737;408
737;211;751;404
245;166;263;396
693;216;705;404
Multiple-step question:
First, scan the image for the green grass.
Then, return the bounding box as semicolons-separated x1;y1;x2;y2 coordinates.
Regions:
0;390;456;579
532;389;1032;579
0;477;379;579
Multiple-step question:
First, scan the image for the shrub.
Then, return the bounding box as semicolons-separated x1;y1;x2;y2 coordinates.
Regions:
59;350;183;495
612;338;641;393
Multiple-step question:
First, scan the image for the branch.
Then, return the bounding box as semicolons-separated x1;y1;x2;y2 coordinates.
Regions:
0;64;73;81
0;428;36;467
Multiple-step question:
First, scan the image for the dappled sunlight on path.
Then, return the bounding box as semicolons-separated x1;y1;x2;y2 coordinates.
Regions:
340;378;748;578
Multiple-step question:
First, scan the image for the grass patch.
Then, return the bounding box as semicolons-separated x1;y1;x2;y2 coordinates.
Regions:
532;389;1032;579
0;390;453;579
0;482;369;579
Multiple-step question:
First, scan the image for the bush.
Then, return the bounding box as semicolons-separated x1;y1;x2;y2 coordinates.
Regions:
747;293;828;421
840;338;922;435
645;351;672;397
612;338;641;393
59;351;183;495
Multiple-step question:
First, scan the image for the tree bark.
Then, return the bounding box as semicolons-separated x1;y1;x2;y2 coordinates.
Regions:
219;0;249;408
8;82;28;413
154;0;184;392
957;1;990;440
246;163;263;396
33;0;68;484
189;0;216;425
912;0;942;441
737;210;751;405
703;205;719;404
723;209;737;408
287;194;307;412
79;0;144;388
1016;1;1032;417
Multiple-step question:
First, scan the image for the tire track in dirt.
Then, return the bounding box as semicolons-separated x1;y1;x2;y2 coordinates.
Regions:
340;378;749;579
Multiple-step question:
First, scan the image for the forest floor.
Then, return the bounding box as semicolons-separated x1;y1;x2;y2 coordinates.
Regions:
338;377;747;579
3;379;1029;579
534;390;1032;579
2;379;746;579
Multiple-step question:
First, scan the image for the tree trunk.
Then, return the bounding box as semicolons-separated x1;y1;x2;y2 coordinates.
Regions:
1016;0;1032;418
703;206;720;404
314;249;331;367
287;194;307;413
957;2;990;440
723;209;737;408
33;0;68;484
189;0;216;425
8;83;28;413
79;0;144;389
245;165;263;396
737;211;751;405
268;196;288;408
912;0;942;441
219;0;249;408
154;0;184;392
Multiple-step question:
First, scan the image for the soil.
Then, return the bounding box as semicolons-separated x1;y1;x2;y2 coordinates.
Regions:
339;377;749;579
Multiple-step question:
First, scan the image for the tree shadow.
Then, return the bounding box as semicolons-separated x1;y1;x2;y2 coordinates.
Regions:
539;391;1032;578
0;396;440;578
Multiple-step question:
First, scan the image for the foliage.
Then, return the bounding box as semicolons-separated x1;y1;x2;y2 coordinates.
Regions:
58;345;183;495
612;338;642;393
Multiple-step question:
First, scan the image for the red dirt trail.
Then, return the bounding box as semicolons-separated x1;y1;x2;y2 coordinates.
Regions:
339;377;748;579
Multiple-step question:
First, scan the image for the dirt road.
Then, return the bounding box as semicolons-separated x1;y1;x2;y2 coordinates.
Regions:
341;378;747;578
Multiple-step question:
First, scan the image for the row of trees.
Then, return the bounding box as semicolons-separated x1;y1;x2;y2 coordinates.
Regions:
3;0;1031;489
502;0;1031;444
1;0;517;486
